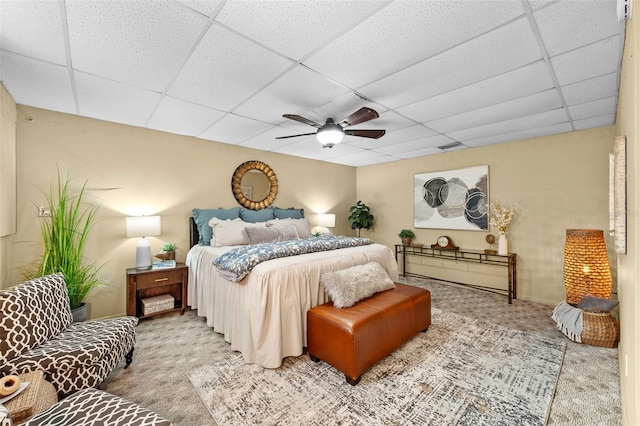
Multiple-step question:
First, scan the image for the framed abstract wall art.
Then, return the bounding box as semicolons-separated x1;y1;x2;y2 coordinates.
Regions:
414;165;488;231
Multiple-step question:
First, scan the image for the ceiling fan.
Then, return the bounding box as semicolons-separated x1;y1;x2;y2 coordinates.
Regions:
276;107;386;148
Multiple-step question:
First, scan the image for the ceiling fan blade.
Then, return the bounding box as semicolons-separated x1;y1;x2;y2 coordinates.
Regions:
338;107;379;127
275;132;317;140
282;114;322;128
344;129;386;139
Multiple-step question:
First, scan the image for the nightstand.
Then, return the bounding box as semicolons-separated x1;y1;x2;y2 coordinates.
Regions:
126;263;188;318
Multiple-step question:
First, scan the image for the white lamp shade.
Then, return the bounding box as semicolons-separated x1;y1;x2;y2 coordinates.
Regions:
317;213;336;228
126;216;161;238
126;216;161;269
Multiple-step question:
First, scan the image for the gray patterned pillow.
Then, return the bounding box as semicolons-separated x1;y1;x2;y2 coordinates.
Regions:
320;262;395;308
245;224;298;244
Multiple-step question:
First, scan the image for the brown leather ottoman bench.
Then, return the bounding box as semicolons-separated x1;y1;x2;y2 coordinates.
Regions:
307;283;431;385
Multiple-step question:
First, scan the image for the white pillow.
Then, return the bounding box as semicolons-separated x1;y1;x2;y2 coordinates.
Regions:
320;262;395;308
245;224;299;244
267;218;312;238
208;218;254;247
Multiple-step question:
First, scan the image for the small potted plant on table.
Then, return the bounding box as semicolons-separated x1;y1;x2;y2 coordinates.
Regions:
156;243;176;261
398;229;415;246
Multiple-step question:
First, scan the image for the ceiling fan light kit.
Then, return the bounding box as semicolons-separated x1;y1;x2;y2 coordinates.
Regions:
316;119;345;148
278;107;386;148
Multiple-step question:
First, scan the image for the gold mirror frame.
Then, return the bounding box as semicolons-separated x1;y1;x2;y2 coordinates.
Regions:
231;160;279;210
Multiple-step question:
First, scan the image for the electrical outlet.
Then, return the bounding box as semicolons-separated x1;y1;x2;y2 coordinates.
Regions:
38;206;51;217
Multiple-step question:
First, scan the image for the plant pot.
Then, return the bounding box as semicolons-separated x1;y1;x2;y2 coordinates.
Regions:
401;237;413;246
71;302;89;322
155;251;175;261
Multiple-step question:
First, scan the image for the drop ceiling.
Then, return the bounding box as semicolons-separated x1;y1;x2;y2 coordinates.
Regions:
0;0;627;167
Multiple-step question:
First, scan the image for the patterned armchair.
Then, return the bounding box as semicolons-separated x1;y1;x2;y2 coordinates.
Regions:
0;388;171;425
0;273;138;395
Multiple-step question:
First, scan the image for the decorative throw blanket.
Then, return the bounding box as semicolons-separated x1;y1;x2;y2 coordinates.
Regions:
551;301;583;343
213;236;373;282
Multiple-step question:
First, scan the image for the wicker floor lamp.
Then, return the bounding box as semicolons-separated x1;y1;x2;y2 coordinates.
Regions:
563;229;612;305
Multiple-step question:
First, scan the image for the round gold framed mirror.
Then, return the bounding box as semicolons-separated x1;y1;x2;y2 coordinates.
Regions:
231;160;278;210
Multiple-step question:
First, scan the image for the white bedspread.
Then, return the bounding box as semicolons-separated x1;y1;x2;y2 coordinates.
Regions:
186;243;399;368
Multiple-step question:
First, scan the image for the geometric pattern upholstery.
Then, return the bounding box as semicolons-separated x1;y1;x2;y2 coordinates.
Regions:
0;273;73;364
0;273;138;395
1;388;171;426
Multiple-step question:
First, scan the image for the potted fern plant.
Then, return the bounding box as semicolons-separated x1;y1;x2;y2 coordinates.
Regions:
348;200;374;237
31;169;106;321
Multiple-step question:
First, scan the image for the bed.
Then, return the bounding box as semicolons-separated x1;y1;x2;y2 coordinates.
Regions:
185;207;399;368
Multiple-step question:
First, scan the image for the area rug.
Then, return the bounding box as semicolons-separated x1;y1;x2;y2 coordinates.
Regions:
187;310;566;426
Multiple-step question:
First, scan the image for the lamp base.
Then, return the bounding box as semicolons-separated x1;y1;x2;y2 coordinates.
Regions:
135;238;152;269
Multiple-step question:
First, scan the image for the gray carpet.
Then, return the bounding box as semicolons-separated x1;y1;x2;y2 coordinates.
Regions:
187;309;565;425
100;277;622;425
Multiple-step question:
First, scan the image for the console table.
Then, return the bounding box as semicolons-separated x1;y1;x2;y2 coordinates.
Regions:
395;245;517;304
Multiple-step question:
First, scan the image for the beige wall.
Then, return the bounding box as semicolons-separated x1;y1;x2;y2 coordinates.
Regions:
357;126;615;305
0;85;17;285
615;2;639;424
4;106;356;320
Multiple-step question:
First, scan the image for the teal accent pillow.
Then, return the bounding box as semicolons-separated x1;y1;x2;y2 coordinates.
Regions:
192;207;241;245
240;208;275;223
274;207;304;219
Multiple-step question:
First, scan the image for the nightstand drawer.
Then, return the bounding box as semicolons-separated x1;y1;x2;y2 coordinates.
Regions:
136;269;183;290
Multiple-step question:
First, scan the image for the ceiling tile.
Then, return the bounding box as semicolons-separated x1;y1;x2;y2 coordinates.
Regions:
240;127;306;151
168;24;294;111
305;0;524;89
215;0;387;61
66;0;209;92
447;108;568;141
360;17;541;109
233;65;350;124
1;52;75;114
341;155;399;167
74;72;162;128
272;137;321;156
327;149;393;167
393;147;444;159
349;124;437;150
464;122;573;147
533;0;622;56
568;96;617;121
176;0;225;17
199;113;273;144
550;36;621;86
0;0;66;65
426;89;562;133
299;143;366;162
396;61;554;123
147;96;226;137
561;73;619;106
573;114;616;130
376;134;456;155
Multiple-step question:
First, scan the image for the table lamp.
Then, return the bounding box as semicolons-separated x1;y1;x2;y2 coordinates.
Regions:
126;216;161;269
315;213;336;235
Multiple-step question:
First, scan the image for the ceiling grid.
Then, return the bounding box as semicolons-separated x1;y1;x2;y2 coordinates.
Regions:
0;0;626;166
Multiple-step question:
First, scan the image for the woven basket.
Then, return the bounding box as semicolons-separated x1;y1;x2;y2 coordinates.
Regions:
581;310;619;348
